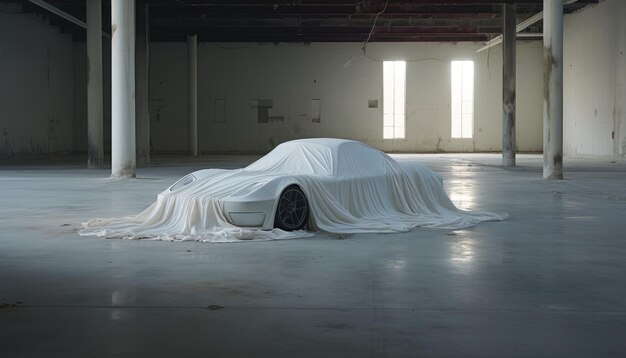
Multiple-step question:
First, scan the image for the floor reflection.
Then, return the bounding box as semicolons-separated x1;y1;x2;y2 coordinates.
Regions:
447;178;476;210
111;290;136;321
385;257;407;273
449;231;475;272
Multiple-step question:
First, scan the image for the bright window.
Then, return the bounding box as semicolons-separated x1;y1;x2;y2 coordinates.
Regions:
383;61;406;139
451;61;474;138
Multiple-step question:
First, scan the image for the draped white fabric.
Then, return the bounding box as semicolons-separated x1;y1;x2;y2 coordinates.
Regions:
80;139;506;242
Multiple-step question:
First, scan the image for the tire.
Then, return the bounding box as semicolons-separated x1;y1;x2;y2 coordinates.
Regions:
274;185;309;231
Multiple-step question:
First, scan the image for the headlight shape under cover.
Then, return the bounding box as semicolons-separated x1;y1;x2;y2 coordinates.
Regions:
170;174;196;191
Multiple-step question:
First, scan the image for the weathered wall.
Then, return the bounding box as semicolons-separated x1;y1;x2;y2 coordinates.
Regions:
3;2;621;158
564;0;626;157
148;41;544;154
0;3;75;157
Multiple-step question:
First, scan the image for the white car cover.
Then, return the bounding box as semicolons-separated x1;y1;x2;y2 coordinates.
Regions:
80;139;506;242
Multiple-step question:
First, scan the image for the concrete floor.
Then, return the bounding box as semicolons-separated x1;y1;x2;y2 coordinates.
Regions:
1;153;625;357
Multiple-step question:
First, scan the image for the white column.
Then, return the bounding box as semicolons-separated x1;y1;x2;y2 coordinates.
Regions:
86;0;103;168
136;2;150;164
502;3;516;167
111;0;136;178
543;0;564;179
188;34;198;156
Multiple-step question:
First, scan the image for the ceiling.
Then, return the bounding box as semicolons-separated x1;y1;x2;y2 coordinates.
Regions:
13;0;600;42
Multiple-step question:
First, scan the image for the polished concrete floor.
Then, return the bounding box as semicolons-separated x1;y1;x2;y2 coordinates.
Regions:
1;153;625;357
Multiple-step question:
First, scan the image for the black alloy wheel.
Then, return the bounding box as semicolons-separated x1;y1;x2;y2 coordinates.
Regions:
274;185;309;231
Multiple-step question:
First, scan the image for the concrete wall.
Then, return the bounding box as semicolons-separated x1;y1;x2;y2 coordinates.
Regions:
149;41;544;154
0;3;75;157
1;2;547;157
564;0;626;157
4;2;622;158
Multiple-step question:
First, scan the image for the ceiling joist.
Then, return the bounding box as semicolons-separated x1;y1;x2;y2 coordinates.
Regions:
12;0;600;43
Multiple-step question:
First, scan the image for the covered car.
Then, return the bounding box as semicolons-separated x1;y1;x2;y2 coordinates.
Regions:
80;138;506;242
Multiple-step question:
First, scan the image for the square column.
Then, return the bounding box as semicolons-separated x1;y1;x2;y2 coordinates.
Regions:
543;0;564;179
136;2;150;164
502;3;516;167
111;0;136;178
86;0;103;168
188;34;198;156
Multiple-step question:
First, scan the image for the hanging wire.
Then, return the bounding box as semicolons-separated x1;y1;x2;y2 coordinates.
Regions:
362;0;390;49
351;0;449;65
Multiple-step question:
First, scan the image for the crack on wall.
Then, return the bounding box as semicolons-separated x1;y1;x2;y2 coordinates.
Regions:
613;85;624;157
435;137;443;152
2;128;8;156
47;117;59;156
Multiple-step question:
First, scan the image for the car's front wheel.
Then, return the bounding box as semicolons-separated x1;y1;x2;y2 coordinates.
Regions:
274;185;309;231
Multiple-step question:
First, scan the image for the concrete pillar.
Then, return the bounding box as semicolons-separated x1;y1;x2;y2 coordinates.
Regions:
502;3;516;167
543;0;564;179
188;34;198;156
136;2;150;164
86;0;103;168
111;0;136;178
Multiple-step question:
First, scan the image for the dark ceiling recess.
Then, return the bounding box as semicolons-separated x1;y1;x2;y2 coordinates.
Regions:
15;0;599;42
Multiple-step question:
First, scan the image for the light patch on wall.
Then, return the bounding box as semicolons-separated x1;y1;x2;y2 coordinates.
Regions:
311;99;321;123
451;61;474;138
383;61;406;139
215;99;225;123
